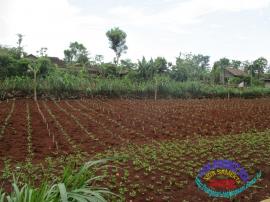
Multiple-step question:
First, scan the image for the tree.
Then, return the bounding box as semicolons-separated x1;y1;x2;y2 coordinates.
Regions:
192;54;210;70
94;54;104;64
171;54;190;82
16;33;24;59
171;53;210;82
120;59;137;70
28;62;40;101
0;46;32;78
137;57;155;80
0;54;14;78
37;57;52;77
252;57;268;78
64;42;89;65
153;57;168;74
231;60;241;69
27;57;53;101
37;47;48;57
171;65;188;82
106;27;128;65
64;49;72;63
242;60;251;72
211;62;221;84
211;57;230;84
218;58;230;68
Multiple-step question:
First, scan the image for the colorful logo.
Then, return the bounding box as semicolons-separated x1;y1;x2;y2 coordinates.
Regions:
195;159;261;198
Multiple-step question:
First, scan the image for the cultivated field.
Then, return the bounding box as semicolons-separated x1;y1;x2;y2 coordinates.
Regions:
0;98;270;201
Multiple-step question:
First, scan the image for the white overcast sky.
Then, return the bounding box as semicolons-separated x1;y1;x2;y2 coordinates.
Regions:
1;0;270;64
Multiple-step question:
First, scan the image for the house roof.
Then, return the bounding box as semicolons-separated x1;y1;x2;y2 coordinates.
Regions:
225;67;248;77
48;56;65;68
25;54;38;59
87;65;102;74
25;55;65;68
118;69;129;75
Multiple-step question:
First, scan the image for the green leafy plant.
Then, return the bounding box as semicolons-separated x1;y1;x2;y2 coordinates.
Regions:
0;159;115;202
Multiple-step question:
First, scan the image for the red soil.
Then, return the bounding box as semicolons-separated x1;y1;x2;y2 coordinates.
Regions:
29;100;57;162
0;98;270;200
0;100;27;162
1;98;270;163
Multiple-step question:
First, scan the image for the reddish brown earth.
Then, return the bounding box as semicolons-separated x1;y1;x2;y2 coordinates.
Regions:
1;98;270;164
0;100;28;162
0;98;270;200
30;100;57;162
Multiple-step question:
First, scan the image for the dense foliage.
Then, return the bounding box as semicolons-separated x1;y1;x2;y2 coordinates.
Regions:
106;27;128;65
0;31;269;99
1;72;270;100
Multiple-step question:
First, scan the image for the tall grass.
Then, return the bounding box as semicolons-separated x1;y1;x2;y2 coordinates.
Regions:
1;70;270;99
0;160;115;202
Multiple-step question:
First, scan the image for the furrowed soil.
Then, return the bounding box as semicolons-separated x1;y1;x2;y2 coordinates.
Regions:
0;98;270;201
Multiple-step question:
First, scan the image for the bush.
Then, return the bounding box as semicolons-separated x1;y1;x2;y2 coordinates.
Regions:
37;57;53;78
100;63;117;77
0;54;17;78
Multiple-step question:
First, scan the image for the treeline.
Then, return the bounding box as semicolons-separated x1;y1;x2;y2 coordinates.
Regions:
0;29;270;99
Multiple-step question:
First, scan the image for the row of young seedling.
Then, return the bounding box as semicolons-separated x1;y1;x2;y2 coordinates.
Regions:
0;99;15;138
42;101;81;152
78;100;146;141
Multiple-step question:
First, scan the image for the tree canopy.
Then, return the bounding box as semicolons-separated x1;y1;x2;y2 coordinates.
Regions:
106;27;128;65
64;41;89;65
